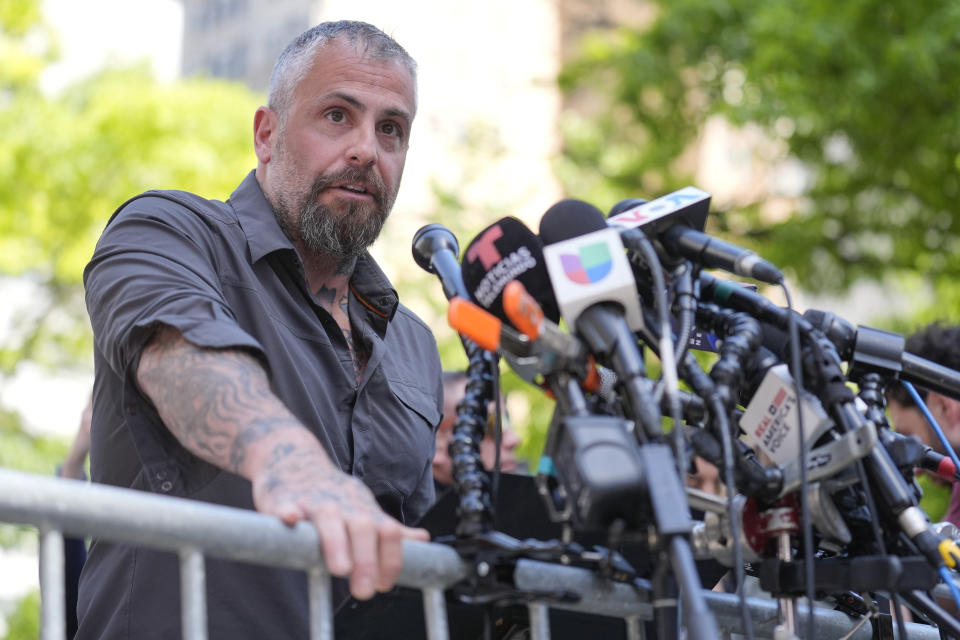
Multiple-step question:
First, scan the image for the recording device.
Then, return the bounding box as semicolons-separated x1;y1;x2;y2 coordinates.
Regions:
460;216;560;324
608;187;783;284
804;308;960;399
446;292;600;395
412;223;469;300
539;199;644;332
414;189;960;640
739;364;834;466
539;199;659;437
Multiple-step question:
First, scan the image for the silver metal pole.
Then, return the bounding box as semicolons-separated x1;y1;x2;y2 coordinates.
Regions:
39;528;65;640
528;602;551;640
422;586;450;640
0;469;471;590
308;566;333;640
3;469;946;639
179;546;207;640
625;615;645;640
774;532;799;640
703;591;941;639
514;558;653;620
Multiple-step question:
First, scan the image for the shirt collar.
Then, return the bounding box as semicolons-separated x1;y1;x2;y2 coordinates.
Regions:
229;170;400;324
229;170;295;264
351;253;399;325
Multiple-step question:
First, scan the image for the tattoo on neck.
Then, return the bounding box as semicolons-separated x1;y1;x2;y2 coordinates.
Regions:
315;284;337;307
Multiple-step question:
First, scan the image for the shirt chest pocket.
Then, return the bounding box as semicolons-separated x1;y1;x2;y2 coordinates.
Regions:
354;380;440;513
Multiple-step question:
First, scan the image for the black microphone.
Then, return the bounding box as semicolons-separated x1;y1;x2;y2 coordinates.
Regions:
883;430;960;484
708;279;958;566
608;188;784;285
539;199;661;439
699;271;799;329
460;216;560;324
412;223;468;300
922;448;960;484
803;308;960;400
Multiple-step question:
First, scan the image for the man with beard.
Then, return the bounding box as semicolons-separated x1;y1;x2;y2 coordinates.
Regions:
79;21;442;639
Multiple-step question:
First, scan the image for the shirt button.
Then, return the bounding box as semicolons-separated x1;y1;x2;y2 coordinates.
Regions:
159;481;173;492
156;471;167;480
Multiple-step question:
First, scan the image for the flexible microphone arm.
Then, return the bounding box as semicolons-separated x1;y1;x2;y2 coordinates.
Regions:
450;348;496;536
412;224;496;536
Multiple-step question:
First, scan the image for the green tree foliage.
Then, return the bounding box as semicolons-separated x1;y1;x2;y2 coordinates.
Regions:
0;1;261;470
558;0;960;317
381;122;558;466
1;590;39;640
0;67;261;371
0;4;262;632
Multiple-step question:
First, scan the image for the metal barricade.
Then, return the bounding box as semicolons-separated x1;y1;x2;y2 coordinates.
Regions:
0;467;943;639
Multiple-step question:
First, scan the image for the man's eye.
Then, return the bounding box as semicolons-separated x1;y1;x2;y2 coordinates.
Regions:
327;110;345;123
380;122;402;137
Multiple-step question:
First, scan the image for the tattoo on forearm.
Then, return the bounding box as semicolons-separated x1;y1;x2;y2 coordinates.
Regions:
260;444;375;517
229;417;297;472
138;326;300;474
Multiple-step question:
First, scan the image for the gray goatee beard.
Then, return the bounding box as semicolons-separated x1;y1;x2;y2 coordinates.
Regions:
274;167;395;259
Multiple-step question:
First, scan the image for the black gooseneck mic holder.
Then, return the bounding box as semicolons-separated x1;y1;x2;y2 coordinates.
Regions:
413;224;497;535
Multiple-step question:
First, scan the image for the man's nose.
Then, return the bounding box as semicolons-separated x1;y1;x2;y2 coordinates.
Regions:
346;125;377;166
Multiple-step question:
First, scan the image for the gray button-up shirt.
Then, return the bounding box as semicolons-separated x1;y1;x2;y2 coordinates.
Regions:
78;170;442;639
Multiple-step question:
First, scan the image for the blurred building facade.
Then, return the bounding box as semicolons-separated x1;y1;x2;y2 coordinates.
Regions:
176;0;647;233
180;0;320;91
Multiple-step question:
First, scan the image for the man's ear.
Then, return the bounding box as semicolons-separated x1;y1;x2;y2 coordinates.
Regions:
926;391;960;441
253;106;278;165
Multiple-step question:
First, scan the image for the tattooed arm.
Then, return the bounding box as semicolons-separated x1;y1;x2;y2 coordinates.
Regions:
136;324;428;599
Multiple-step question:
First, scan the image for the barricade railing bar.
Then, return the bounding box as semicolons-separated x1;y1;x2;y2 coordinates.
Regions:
0;467;942;640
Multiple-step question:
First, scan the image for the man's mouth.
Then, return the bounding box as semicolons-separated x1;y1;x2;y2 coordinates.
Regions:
333;183;370;196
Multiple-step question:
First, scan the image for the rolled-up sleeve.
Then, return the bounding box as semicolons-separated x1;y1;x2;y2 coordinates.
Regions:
84;194;264;381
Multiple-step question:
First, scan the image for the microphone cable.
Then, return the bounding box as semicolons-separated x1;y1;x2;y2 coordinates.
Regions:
619;231;685;475
780;279;816;640
640;310;754;640
938;565;960;613
904;380;960;473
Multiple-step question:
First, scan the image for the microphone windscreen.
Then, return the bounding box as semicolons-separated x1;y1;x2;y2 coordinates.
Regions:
538;199;607;245
460;217;561;324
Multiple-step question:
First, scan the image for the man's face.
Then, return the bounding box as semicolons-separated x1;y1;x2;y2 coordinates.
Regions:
257;38;416;258
888;399;940;451
433;380;520;486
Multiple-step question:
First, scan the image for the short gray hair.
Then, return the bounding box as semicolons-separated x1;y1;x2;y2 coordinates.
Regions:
267;20;417;125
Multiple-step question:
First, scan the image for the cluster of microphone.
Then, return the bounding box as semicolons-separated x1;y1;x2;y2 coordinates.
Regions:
412;186;960;639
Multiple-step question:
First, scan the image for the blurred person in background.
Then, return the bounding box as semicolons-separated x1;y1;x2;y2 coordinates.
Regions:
687;455;725;498
50;395;93;639
433;370;522;491
886;322;960;526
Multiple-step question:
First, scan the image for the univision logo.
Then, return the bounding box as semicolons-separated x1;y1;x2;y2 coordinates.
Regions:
560;242;613;284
